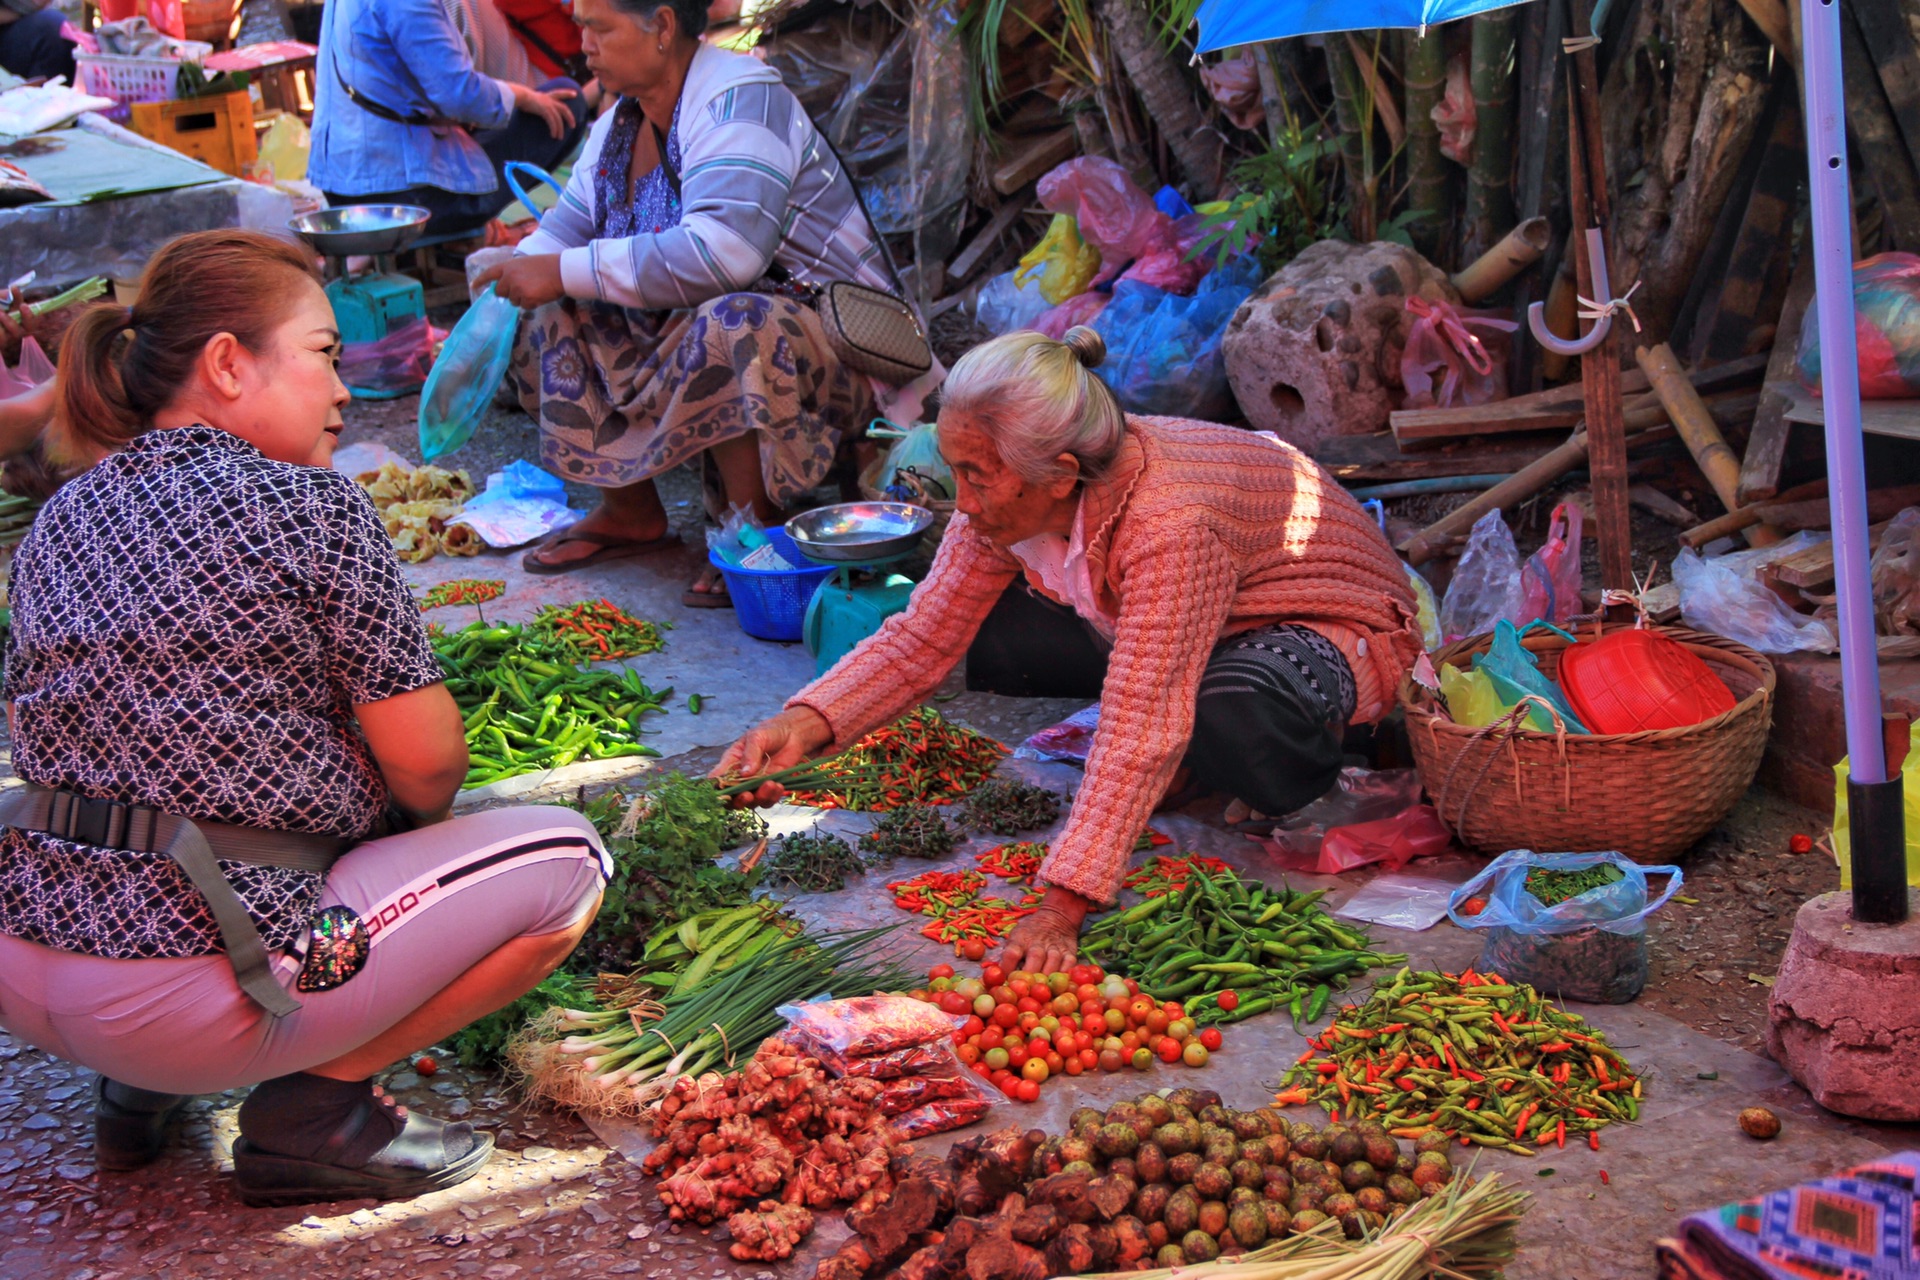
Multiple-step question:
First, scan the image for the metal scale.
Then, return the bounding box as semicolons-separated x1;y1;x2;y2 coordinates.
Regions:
287;205;432;397
786;502;934;676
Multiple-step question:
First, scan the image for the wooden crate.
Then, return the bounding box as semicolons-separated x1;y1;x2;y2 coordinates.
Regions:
129;91;257;176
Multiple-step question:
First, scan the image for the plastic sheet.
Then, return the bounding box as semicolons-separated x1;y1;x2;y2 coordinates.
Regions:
1014;702;1101;764
1336;871;1467;931
1447;850;1682;1004
974;269;1051;335
1871;506;1920;640
453;459;585;548
1438;509;1524;641
1796;252;1920;398
1673;539;1837;654
1089;257;1260;420
338;317;443;395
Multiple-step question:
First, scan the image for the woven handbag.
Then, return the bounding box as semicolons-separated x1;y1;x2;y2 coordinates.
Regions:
816;281;933;385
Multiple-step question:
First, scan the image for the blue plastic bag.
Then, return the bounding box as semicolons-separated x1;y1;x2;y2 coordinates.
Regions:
1447;850;1682;1002
1472;619;1588;733
419;284;519;462
1090;256;1260;419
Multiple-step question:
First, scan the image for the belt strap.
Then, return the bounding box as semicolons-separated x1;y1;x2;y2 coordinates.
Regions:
0;786;352;1019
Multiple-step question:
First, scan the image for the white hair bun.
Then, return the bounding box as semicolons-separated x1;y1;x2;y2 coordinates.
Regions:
1063;325;1106;369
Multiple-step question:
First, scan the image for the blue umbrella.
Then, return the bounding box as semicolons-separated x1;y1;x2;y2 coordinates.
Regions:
1188;0;1902;918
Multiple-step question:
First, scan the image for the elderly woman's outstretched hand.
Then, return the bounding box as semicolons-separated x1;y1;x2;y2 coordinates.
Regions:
1000;887;1094;977
711;706;834;807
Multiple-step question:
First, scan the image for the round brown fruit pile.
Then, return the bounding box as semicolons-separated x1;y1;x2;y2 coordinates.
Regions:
1030;1088;1455;1262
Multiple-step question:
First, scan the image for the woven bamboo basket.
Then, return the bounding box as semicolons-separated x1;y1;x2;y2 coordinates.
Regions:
1402;623;1775;860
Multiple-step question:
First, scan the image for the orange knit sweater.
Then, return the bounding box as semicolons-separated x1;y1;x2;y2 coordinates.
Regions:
789;416;1421;905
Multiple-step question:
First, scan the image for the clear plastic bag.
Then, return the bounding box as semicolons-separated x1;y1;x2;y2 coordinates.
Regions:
864;420;951;502
1260;766;1426;869
1796;252;1920;398
1033;291;1110;340
1400;297;1516;409
1439;509;1524;641
1673;543;1837;653
1407;563;1443;651
1446;850;1682;1003
1337;871;1469;931
1015;702;1101;764
974;270;1052;335
418;285;519;461
1871;506;1920;639
1089;258;1261;420
1518;502;1585;627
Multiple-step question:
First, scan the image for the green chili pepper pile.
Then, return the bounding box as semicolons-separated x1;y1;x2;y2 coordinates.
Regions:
433;621;669;788
1523;861;1625;907
1273;968;1643;1156
1081;865;1405;1028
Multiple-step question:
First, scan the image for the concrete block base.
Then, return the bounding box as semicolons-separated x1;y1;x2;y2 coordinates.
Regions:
1765;889;1920;1120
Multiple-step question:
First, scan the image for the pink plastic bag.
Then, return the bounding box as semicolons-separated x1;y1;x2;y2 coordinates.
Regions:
1033;291;1109;339
338;317;445;394
16;336;54;386
1118;214;1212;295
1433;53;1475;164
1317;804;1454;874
1401;296;1515;409
1200;55;1265;132
1037;157;1169;266
1518;501;1585;626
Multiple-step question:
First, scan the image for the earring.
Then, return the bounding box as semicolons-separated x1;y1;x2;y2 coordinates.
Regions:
657;43;665;52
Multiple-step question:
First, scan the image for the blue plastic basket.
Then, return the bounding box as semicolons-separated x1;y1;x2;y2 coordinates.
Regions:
710;528;835;641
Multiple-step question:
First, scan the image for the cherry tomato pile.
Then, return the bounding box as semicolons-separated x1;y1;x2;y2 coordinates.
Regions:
907;962;1224;1104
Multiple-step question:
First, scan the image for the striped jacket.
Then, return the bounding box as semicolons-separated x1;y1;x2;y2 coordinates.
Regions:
517;43;890;310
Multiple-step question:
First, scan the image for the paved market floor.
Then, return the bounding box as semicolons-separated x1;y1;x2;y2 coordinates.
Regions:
2;397;1915;1280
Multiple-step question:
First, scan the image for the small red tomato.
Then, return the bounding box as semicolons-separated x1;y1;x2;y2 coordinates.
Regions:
1069;964;1098;986
414;1055;438;1076
1156;1038;1182;1063
1789;833;1814;854
972;1062;993;1079
982;963;1006;987
1459;897;1489;917
961;1015;986;1037
1044;1052;1064;1075
1063;1055;1084;1076
1000;1076;1024;1099
939;992;971;1016
1123;979;1138;995
1008;979;1031;998
1098;1048;1125;1073
1216;991;1240;1013
1079;1048;1100;1070
929;963;956;980
991;1003;1020;1029
1199;1027;1223;1052
1007;1043;1030;1069
1016;1079;1041;1103
957;1043;982;1065
962;938;988;961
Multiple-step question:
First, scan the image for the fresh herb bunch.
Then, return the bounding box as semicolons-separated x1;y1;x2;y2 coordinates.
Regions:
763;830;866;894
572;774;763;971
958;779;1063;835
449;969;590;1067
1524;862;1625;907
858;805;960;861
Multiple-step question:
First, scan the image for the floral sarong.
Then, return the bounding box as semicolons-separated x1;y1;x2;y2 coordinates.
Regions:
507;290;870;508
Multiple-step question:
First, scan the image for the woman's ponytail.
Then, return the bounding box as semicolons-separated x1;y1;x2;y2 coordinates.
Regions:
49;229;320;468
52;303;142;467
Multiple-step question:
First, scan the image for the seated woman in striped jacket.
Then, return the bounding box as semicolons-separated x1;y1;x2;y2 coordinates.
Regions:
478;0;893;604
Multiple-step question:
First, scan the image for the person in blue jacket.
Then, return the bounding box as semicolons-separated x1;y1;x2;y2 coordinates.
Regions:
0;0;75;84
309;0;588;239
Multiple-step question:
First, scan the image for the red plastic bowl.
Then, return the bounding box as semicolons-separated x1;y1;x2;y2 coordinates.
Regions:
1558;629;1736;735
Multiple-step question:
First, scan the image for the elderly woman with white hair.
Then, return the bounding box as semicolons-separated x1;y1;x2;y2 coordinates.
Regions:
717;328;1421;970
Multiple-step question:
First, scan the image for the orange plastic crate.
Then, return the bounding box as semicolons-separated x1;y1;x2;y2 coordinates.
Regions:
129;91;257;177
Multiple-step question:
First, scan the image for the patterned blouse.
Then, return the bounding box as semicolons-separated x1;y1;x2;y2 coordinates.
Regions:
0;426;446;960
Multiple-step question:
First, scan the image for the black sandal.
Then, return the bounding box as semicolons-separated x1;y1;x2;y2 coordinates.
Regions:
232;1087;493;1207
94;1076;190;1173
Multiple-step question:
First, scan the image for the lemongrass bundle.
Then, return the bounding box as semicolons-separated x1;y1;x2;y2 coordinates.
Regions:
1082;1171;1529;1280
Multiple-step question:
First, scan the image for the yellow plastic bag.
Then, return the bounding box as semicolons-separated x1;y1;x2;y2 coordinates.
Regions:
1831;721;1920;887
1405;564;1442;651
256;113;310;183
1016;214;1101;305
1440;663;1505;727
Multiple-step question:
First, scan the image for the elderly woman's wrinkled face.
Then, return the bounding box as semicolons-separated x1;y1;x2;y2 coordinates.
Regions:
938;415;1079;548
576;0;678;99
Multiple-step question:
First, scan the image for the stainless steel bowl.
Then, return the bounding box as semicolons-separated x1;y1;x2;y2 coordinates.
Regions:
786;502;934;563
288;205;433;258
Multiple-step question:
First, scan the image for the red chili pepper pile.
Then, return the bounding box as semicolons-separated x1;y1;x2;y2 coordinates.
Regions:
786;707;1008;811
533;599;668;662
419;578;507;610
976;842;1045;881
887;868;1040;953
1123;853;1230;898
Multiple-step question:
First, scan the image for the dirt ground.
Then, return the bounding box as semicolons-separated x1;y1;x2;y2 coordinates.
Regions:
0;384;1860;1279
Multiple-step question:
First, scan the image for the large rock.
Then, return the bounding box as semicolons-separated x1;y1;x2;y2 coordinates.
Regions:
1222;240;1458;449
1765;889;1920;1121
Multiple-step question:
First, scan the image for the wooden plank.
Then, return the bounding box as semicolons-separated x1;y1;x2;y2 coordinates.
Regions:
992;129;1076;195
1763;521;1891;590
1697;85;1803;363
1850;0;1920;180
1629;485;1704;527
1749;484;1920;532
1681;477;1827;547
1780;382;1920;441
947;189;1033;283
1314;433;1561;483
1840;9;1920;252
1737;252;1815;503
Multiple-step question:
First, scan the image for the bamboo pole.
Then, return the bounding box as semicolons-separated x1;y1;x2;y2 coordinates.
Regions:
1680;478;1828;547
1635;342;1783;546
1453;216;1553;302
1254;42;1288;150
1404;26;1451;259
1324;31;1376;242
1464;10;1518;263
